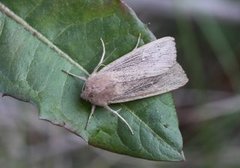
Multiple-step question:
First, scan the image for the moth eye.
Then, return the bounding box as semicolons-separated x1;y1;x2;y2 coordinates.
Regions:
88;93;94;98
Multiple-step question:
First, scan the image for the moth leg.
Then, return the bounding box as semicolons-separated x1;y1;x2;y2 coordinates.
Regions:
81;82;86;92
85;105;96;130
62;70;87;81
93;38;106;73
105;105;134;135
133;33;142;50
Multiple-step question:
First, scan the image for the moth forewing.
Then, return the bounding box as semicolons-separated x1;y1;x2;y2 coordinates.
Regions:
108;63;188;104
99;37;177;77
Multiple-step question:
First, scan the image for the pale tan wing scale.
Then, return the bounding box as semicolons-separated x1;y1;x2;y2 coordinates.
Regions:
98;37;188;103
109;63;188;103
99;37;177;81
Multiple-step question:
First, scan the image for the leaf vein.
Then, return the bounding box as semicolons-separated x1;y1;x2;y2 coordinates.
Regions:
0;3;89;75
122;104;179;154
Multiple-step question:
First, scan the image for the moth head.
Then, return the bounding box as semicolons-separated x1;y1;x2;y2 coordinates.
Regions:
81;73;116;106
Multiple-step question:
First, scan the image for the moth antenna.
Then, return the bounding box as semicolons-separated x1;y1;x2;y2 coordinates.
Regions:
105;106;134;135
93;38;106;73
102;48;117;63
85;105;96;130
133;33;142;50
62;70;87;81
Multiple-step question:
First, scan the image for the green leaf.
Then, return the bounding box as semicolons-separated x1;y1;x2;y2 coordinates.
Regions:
0;0;184;161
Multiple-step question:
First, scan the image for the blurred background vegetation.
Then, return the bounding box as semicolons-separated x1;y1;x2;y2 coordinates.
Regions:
1;0;240;167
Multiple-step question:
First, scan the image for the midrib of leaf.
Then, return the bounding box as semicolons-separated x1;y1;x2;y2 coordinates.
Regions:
0;14;4;36
0;2;89;75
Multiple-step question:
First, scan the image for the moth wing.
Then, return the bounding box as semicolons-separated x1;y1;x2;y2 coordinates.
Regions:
108;63;188;104
99;37;177;79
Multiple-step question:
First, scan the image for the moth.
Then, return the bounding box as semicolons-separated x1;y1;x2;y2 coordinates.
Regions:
63;35;188;134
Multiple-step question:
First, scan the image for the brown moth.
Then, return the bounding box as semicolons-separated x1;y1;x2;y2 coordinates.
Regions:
63;35;188;134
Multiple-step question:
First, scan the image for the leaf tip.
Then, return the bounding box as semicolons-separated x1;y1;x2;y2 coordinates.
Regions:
180;151;186;161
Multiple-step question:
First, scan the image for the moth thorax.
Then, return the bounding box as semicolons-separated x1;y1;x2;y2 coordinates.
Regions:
81;73;117;106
